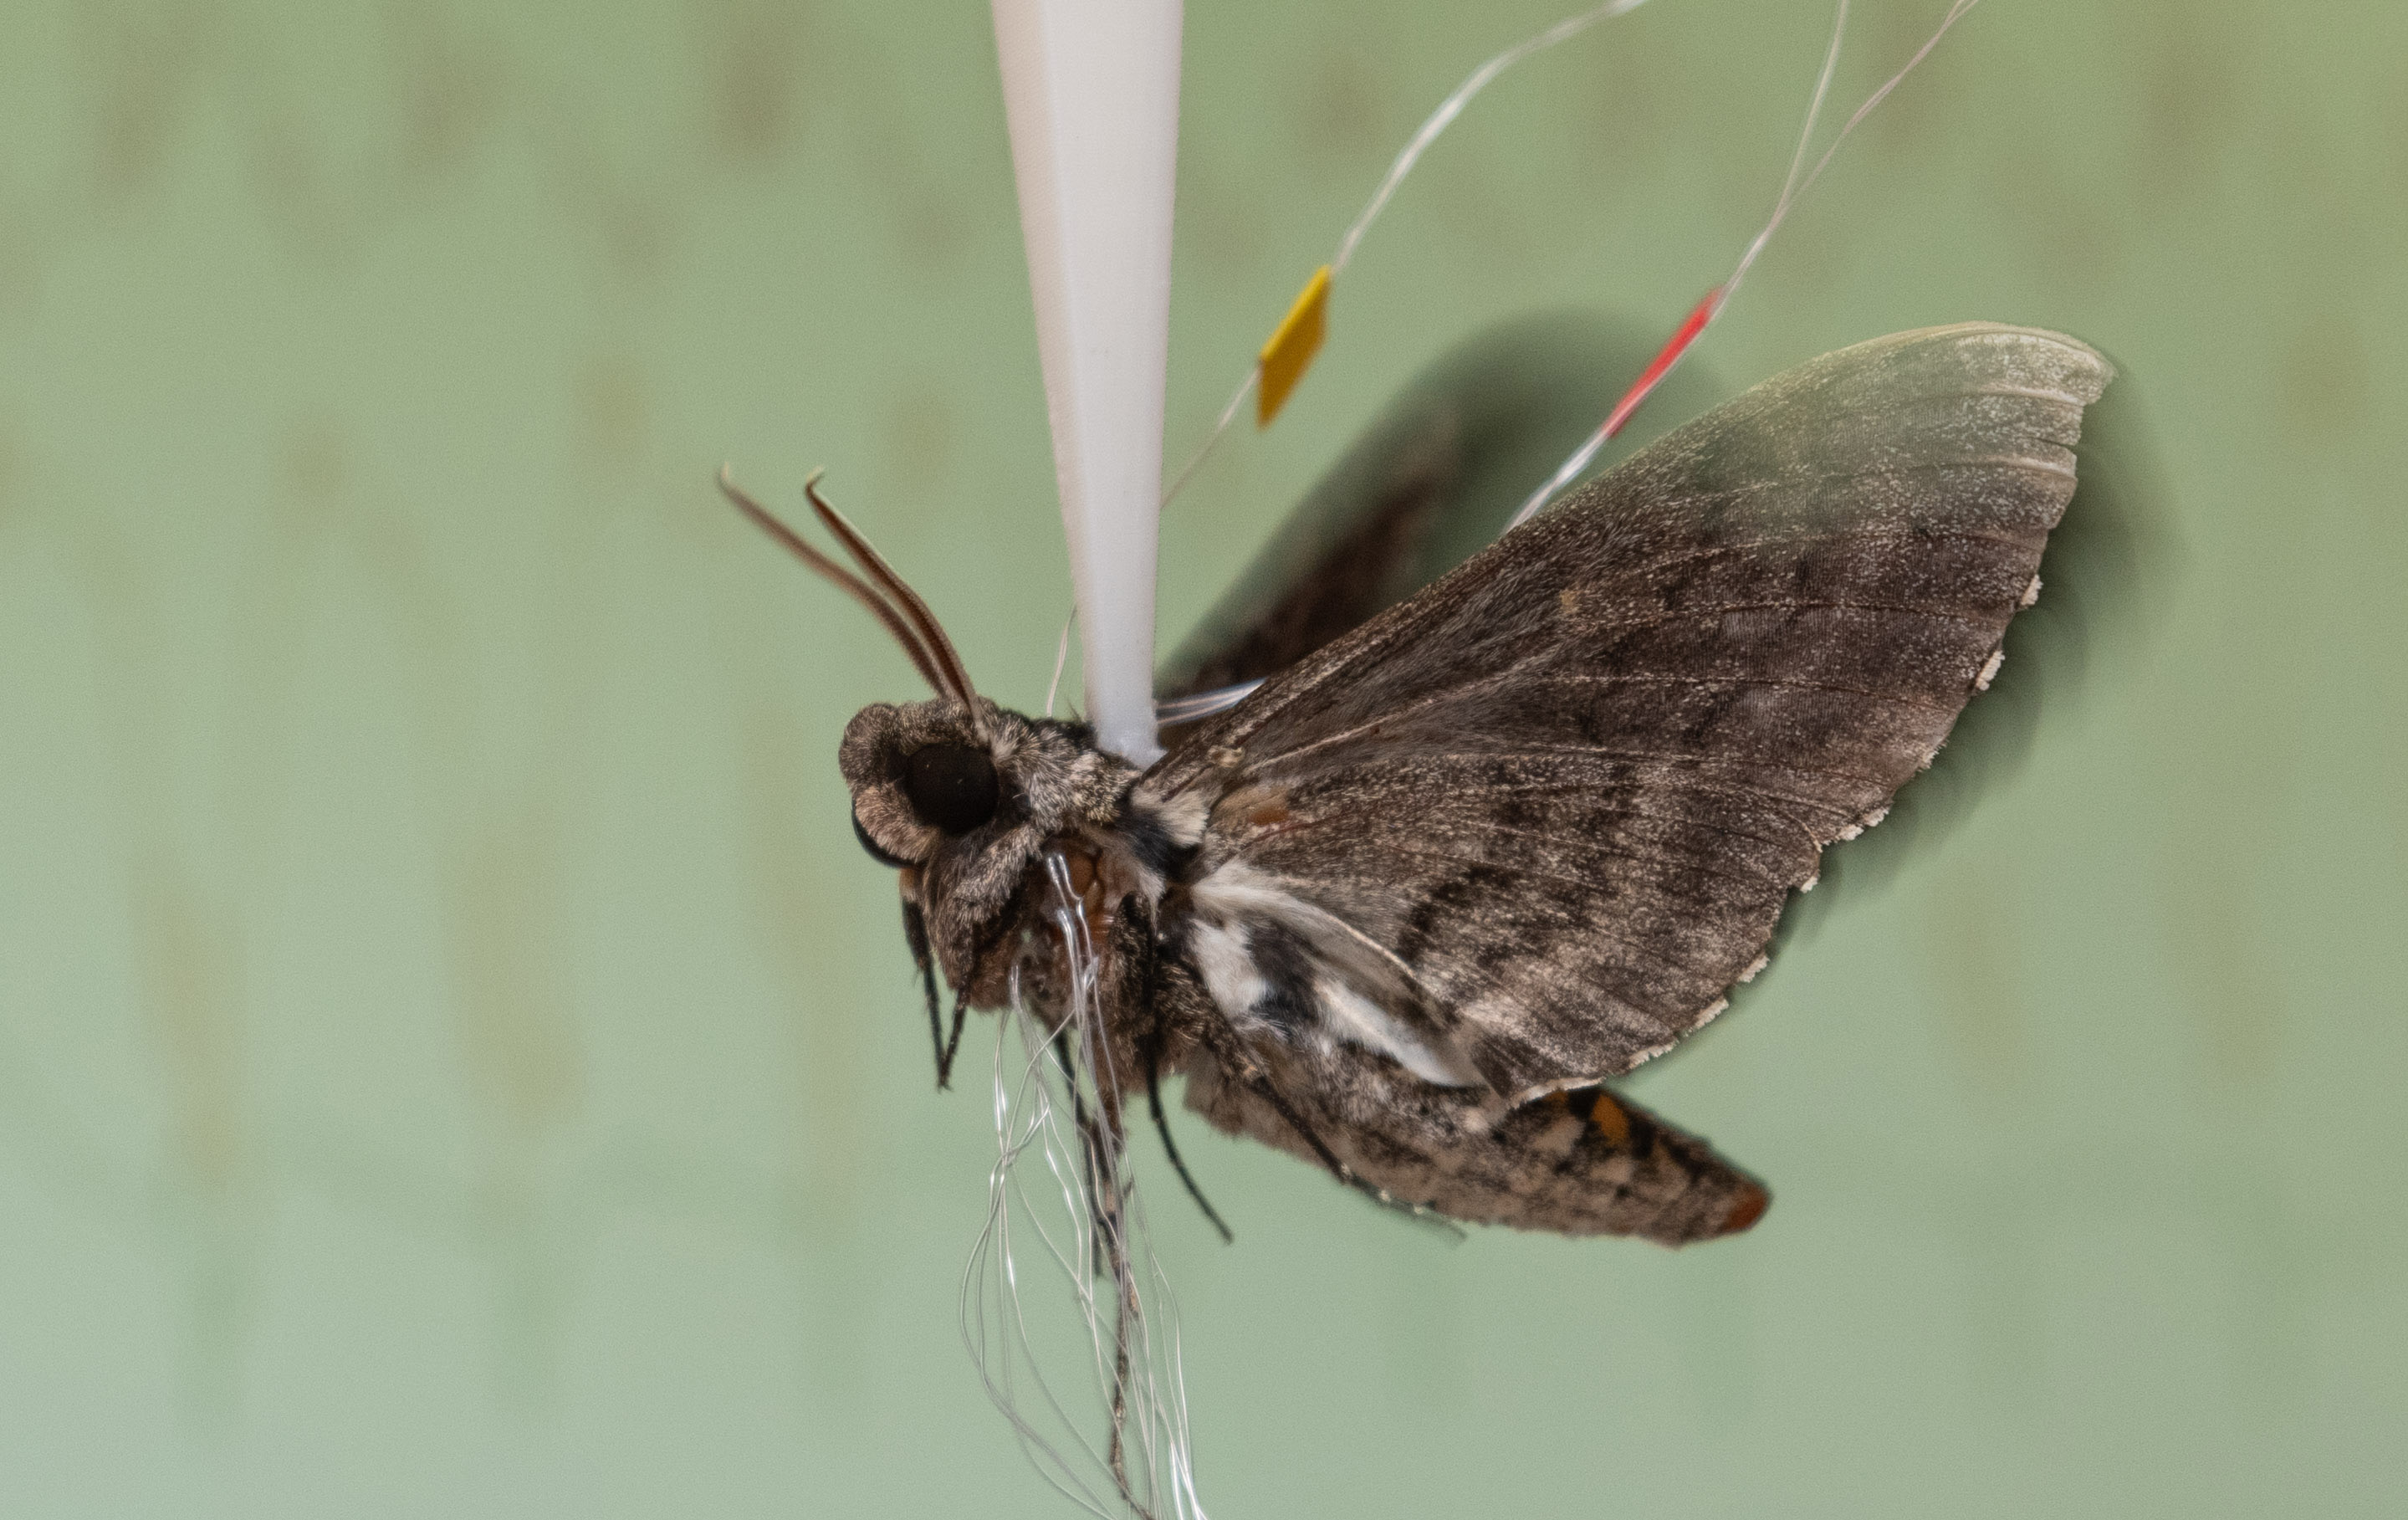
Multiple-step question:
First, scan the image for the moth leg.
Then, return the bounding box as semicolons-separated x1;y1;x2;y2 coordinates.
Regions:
901;893;963;1090
938;996;969;1087
1107;1241;1138;1507
1129;921;1235;1242
1050;1026;1152;1300
1046;1027;1150;1513
1143;1045;1233;1243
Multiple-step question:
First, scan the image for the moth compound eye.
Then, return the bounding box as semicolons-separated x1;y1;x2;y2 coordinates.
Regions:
851;810;912;869
903;743;999;835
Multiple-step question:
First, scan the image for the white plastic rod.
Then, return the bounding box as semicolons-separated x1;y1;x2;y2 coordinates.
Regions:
992;0;1182;765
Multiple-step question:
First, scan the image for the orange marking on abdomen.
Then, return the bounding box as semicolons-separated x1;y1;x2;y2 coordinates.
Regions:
1587;1093;1631;1148
1721;1182;1770;1235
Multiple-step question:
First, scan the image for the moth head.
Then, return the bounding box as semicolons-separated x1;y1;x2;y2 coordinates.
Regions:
838;698;1006;869
723;468;1130;990
835;699;1133;1009
836;697;1112;874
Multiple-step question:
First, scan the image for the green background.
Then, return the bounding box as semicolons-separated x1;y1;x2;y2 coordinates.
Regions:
2;1;2401;1515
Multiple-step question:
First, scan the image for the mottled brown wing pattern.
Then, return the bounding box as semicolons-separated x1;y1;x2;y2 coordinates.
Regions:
1158;311;1721;707
1153;325;2112;1100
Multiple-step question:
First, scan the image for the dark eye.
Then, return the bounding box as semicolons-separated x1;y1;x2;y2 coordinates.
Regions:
851;811;911;869
903;743;999;835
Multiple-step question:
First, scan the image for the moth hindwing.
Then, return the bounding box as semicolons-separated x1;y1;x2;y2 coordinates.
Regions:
777;321;2110;1248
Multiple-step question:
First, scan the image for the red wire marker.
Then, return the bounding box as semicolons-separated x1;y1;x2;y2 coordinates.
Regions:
1603;285;1722;442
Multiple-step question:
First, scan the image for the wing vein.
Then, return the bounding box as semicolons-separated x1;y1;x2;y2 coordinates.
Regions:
1246;606;1982;774
1429;809;1804;887
1482;669;1961;714
1600;525;2040;589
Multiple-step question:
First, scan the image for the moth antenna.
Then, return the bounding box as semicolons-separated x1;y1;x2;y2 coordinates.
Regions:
802;473;984;724
718;468;951;699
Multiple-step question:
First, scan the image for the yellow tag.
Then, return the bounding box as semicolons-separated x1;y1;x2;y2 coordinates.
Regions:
1255;265;1330;427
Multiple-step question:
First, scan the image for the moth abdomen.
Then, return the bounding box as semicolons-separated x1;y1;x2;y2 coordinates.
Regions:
1535;1086;1761;1231
1184;1038;1768;1246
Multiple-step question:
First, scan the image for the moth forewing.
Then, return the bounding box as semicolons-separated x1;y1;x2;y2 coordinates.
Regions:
1138;323;2108;1231
1158;312;1723;715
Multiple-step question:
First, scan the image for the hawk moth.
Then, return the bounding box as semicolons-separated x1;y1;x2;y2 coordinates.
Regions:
733;322;2111;1249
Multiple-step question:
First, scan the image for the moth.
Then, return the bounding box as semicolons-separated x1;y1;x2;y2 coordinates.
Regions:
731;323;2110;1248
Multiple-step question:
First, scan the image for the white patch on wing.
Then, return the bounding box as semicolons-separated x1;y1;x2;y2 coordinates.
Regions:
1188;859;1308;918
1192;861;1432;997
1188;919;1266;1024
1189;860;1476;1088
1316;978;1480;1088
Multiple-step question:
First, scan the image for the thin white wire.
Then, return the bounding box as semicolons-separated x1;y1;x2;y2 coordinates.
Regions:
964;983;1111;1512
961;852;1209;1519
1158;373;1258;516
1501;0;1849;530
1737;0;1857;304
1739;0;1985;305
1334;0;1657;279
1159;0;1659;514
1147;1;1986;718
1133;1;1669;723
970;1013;1123;1513
1046;851;1207;1518
1505;0;1986;530
1046;612;1076;718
